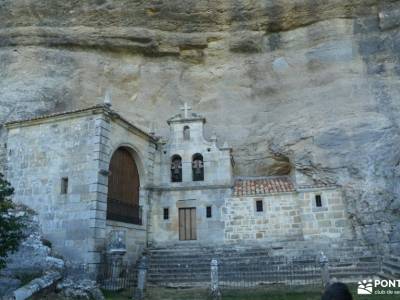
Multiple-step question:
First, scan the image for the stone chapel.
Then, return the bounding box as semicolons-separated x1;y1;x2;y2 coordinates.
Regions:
4;104;353;273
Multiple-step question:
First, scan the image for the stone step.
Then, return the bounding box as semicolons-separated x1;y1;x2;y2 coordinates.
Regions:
148;249;372;257
381;254;400;277
149;247;367;254
378;271;397;280
148;251;376;262
148;260;379;270
147;244;369;254
149;250;274;258
149;257;290;265
147;266;379;277
147;270;376;284
148;258;378;266
146;245;381;286
147;274;322;284
383;259;400;269
148;273;322;280
382;266;400;277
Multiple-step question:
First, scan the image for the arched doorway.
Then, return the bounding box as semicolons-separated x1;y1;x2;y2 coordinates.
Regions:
107;147;141;225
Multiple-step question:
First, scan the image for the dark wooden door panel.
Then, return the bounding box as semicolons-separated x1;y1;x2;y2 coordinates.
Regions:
107;148;141;224
190;208;197;240
185;208;191;240
179;208;185;240
179;208;196;241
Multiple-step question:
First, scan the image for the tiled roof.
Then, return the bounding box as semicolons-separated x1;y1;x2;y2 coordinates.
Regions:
233;176;295;196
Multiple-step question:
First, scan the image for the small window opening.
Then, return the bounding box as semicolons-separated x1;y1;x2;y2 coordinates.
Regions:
163;208;169;220
315;195;322;207
206;206;212;218
256;200;263;212
61;177;69;194
183;126;190;141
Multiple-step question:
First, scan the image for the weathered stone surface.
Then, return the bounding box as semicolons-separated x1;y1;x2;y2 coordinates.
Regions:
379;8;400;31
0;0;399;253
229;31;264;53
0;278;20;298
11;271;61;300
56;279;105;300
0;206;65;297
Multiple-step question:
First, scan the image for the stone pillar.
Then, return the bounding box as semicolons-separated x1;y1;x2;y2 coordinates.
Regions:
210;259;222;300
133;256;148;300
319;252;330;288
104;230;126;291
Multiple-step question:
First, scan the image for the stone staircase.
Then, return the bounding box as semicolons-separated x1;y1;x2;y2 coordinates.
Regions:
379;255;400;279
146;242;382;287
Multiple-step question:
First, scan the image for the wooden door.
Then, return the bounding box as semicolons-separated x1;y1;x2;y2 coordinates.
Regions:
107;147;141;224
179;208;197;240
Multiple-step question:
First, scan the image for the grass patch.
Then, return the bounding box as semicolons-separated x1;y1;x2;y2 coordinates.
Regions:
102;289;133;300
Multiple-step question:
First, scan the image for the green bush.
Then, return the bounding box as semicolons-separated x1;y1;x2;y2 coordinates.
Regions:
0;172;25;269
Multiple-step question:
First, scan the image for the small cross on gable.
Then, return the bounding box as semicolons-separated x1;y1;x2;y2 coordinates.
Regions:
180;102;192;119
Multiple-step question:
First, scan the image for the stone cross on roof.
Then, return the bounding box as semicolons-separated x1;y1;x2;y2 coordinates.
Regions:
180;102;192;119
104;89;112;107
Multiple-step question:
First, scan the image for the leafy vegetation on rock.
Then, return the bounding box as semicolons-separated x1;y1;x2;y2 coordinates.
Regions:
0;173;25;269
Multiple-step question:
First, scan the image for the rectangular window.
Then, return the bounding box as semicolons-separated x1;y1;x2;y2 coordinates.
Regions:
315;195;322;207
206;206;212;218
256;200;263;212
61;177;68;194
163;208;169;220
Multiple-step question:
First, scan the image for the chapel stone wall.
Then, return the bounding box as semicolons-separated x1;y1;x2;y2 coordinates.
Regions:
150;188;230;246
150;112;233;247
298;188;353;240
5;114;102;265
223;188;353;244
223;193;303;243
155;116;232;188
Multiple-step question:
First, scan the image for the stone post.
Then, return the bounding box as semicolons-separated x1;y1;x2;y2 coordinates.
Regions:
105;230;126;291
210;259;221;300
133;256;148;300
319;251;330;288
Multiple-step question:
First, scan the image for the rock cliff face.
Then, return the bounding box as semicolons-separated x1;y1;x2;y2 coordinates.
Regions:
0;1;399;252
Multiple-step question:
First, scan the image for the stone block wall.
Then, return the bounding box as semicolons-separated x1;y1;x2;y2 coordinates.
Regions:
4;108;158;269
150;188;230;246
223;193;303;243
5;115;101;265
223;188;353;244
298;188;353;240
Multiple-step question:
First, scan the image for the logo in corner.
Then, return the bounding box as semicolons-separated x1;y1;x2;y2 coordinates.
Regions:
358;279;373;295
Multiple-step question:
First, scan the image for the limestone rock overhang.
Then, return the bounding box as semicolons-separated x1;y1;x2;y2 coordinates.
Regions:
4;104;158;143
